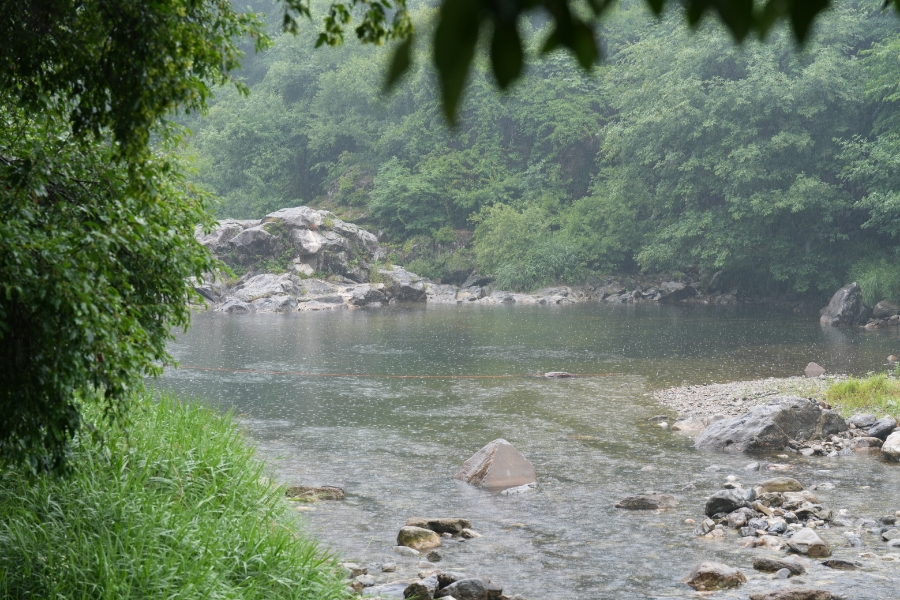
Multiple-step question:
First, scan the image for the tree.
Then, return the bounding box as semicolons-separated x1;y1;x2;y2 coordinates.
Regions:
0;1;264;474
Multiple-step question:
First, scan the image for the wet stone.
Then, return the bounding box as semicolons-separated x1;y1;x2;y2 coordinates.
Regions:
454;439;536;492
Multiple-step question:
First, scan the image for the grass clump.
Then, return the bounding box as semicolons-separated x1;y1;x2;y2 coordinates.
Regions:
0;394;349;600
825;372;900;419
849;257;900;305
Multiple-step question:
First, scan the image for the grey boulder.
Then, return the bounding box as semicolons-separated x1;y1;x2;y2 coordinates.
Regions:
695;397;846;454
455;439;536;492
819;282;871;327
868;416;898;440
435;577;502;600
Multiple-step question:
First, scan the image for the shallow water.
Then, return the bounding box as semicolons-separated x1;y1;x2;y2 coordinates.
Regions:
158;304;900;599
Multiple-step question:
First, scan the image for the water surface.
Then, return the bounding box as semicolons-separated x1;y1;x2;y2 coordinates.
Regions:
158;304;900;599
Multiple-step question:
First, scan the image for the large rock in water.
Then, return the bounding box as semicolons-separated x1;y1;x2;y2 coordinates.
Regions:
819;282;871;327
695;397;847;454
378;265;426;302
682;562;747;591
882;431;900;461
396;526;441;551
455;439;536;492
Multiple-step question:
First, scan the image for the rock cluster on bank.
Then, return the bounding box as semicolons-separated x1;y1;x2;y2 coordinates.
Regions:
193;206;749;313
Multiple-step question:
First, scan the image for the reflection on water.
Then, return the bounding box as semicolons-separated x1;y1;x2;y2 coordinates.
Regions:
158;304;900;599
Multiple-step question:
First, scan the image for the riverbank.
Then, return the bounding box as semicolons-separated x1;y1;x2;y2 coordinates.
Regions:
0;394;346;599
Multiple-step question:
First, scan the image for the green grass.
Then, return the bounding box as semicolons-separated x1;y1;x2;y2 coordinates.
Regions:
0;394;349;600
825;372;900;419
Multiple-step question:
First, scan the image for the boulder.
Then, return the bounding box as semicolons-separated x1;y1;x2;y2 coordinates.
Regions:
868;415;898;440
397;526;441;551
786;528;831;557
882;431;900;461
435;577;502;600
405;518;472;535
454;439;536;492
804;362;826;378
819;282;871;327
614;492;678;510
752;557;805;575
695;397;846;454
757;477;805;494
749;590;835;600
657;281;698;303
705;490;748;517
682;562;746;591
219;298;254;314
847;413;878;429
404;575;439;599
849;436;883;451
873;299;900;319
670;417;707;434
379;266;427;302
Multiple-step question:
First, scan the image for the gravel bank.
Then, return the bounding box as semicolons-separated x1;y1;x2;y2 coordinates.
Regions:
653;376;846;419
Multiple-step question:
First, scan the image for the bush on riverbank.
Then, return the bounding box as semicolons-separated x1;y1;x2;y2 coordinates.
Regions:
0;394;348;599
826;373;900;419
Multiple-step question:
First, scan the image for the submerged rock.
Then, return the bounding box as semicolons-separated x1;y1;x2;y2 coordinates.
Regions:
615;492;678;510
756;477;805;494
695;397;846;454
682;562;746;591
454;439;536;492
752;557;805;575
435;577;502;600
285;485;345;500
749;590;836;600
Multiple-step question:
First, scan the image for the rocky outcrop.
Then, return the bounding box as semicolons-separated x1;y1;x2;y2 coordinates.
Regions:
454;439;536;492
694;397;847;454
819;282;871;327
197;207;377;282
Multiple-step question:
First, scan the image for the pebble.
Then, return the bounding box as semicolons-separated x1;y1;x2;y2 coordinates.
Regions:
774;568;791;579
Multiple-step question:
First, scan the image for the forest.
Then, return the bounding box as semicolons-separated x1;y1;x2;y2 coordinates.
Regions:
184;0;900;298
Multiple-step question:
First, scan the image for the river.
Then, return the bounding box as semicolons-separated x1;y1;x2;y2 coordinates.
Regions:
158;303;900;599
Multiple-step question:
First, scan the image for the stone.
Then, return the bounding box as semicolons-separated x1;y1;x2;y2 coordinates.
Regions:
379;266;427;302
393;545;421;557
435;577;502;600
804;362;826;378
285;485;344;500
819;282;871;327
682;562;747;591
849;436;883;451
397;526;441;551
382;561;398;573
882;431;900;461
749;590;835;600
615;492;678;510
848;413;878;429
695;397;846;454
460;528;482;539
881;528;900;541
786;528;831;557
671;417;707;434
219;298;254;314
404;575;439;599
405;518;472;535
454;439;536;492
704;490;748;517
774;568;791;579
821;559;861;570
656;281;698;303
782;490;819;508
868;416;898;440
752;557;805;575
873;299;900;319
356;574;376;587
426;551;441;562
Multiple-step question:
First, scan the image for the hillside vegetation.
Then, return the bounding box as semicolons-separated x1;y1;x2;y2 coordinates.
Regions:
186;0;900;296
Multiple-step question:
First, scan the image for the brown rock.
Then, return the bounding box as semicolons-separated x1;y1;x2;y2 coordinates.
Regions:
405;517;472;535
285;485;344;500
682;562;746;591
749;589;834;600
756;477;804;494
614;491;678;510
397;526;441;551
752;557;805;575
804;362;826;377
849;436;883;451
455;439;536;492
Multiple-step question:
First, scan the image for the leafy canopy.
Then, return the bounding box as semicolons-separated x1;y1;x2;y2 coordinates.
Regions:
0;1;263;474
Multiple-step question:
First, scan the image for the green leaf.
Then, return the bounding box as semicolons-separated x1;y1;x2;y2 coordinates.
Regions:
385;35;414;90
491;21;524;89
434;0;483;123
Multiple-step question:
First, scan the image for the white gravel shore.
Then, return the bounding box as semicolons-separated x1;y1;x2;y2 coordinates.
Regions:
653;376;847;419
